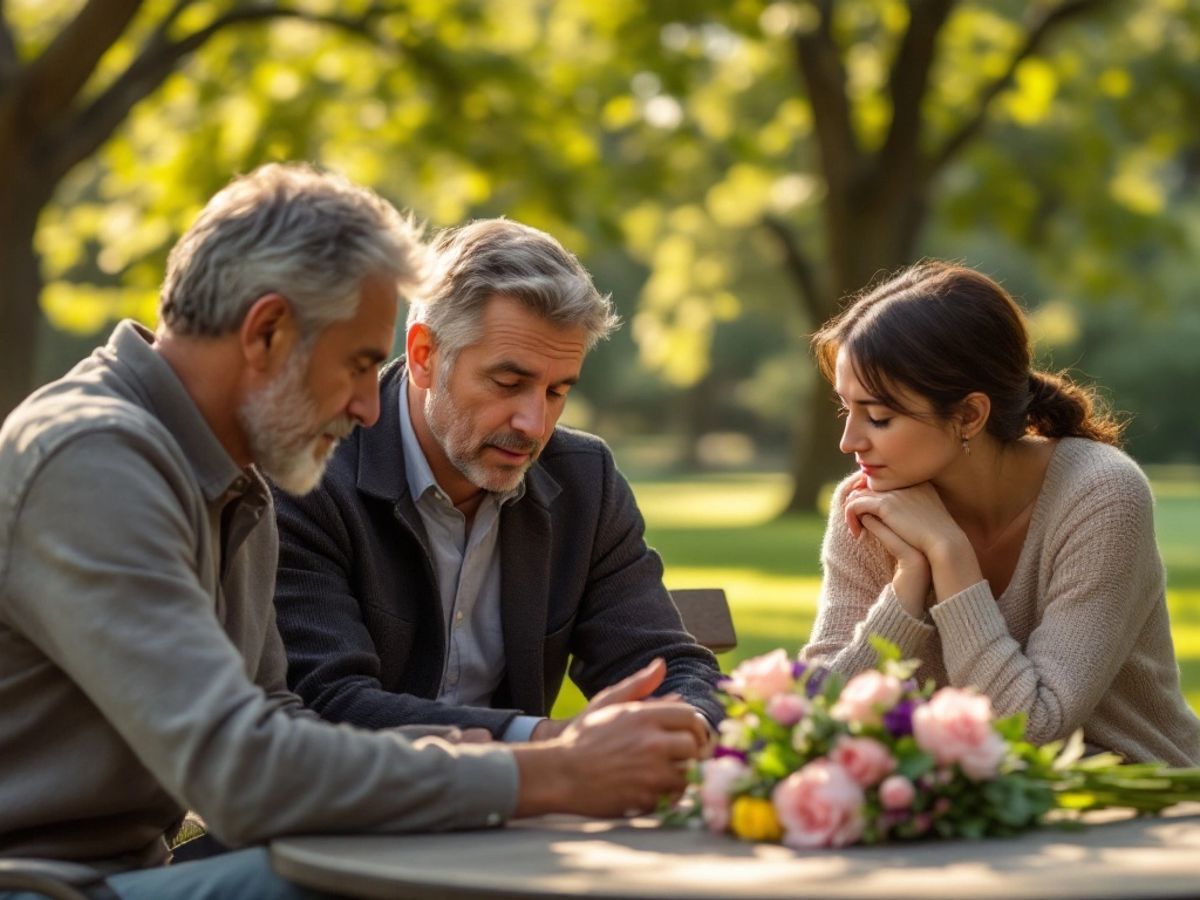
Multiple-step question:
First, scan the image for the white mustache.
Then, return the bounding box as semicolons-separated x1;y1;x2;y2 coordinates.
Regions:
323;416;358;441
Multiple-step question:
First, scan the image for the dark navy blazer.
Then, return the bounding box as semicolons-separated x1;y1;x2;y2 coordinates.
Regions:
272;359;722;735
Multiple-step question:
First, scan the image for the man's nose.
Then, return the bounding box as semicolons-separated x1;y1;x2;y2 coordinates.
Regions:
348;380;382;429
511;392;547;438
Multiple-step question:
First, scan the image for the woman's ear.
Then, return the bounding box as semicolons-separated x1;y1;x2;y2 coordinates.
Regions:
959;391;991;440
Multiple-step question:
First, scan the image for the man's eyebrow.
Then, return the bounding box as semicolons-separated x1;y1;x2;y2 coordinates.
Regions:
355;348;389;365
485;360;540;380
486;360;580;388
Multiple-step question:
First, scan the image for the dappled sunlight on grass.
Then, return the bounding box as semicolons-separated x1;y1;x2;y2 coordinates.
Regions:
632;474;792;528
1169;617;1200;711
553;472;1200;719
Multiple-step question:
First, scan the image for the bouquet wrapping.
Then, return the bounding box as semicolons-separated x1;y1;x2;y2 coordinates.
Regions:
676;638;1200;848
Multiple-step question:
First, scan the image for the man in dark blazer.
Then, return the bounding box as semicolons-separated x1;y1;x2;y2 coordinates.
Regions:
273;218;722;741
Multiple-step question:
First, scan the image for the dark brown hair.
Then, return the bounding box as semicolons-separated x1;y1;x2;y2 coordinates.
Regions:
812;261;1123;446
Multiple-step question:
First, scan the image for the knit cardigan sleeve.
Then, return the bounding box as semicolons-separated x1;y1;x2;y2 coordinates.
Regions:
801;474;936;674
930;444;1166;746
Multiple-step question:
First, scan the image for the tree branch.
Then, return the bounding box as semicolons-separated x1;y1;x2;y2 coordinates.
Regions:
762;214;826;324
930;0;1110;173
878;0;955;182
792;0;862;192
20;0;143;129
44;2;406;180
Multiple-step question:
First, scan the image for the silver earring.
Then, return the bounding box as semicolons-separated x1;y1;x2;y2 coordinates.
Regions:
961;436;971;455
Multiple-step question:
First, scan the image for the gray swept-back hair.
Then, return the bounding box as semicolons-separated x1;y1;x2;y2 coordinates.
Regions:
406;218;619;366
160;162;425;338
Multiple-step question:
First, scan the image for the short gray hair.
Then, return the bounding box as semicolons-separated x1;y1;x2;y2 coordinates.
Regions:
160;162;425;338
406;218;619;363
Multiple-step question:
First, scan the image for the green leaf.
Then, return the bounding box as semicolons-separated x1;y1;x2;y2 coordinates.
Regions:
897;752;935;781
993;712;1029;743
869;635;901;664
1051;729;1086;769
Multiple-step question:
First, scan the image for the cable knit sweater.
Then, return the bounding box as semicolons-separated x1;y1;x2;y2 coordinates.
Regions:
802;437;1200;766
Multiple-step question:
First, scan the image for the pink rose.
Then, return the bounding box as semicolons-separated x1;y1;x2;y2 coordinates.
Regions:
831;736;896;787
724;649;796;702
830;670;903;726
912;687;1007;781
699;756;750;834
766;692;809;726
878;774;916;811
772;759;865;848
958;731;1007;781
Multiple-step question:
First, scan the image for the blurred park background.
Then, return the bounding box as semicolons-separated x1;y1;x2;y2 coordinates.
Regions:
1;1;1197;705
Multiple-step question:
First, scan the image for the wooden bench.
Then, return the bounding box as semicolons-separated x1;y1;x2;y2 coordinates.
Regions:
669;588;737;653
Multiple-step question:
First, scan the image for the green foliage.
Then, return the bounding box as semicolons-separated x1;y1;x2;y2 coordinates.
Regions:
13;0;1200;464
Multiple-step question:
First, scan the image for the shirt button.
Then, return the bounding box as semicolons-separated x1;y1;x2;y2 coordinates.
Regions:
454;610;464;626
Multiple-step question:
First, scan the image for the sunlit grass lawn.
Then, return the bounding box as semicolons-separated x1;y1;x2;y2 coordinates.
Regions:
553;469;1200;717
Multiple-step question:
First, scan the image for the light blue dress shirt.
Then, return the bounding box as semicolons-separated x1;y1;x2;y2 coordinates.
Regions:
398;381;543;741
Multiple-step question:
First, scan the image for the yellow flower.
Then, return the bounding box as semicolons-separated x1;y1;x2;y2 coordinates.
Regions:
729;796;783;842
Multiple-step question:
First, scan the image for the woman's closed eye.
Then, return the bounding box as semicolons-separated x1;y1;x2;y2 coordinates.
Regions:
836;402;891;428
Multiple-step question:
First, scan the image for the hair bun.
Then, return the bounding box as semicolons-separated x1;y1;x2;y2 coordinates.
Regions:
1027;372;1054;410
1025;369;1123;445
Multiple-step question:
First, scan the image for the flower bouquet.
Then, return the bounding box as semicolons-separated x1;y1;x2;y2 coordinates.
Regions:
674;638;1200;848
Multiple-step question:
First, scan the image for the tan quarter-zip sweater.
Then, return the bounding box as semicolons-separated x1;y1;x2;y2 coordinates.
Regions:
803;437;1200;767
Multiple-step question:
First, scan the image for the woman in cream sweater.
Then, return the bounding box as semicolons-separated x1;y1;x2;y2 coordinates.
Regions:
801;261;1200;766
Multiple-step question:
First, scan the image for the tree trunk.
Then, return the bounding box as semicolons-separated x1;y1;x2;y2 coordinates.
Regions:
781;185;927;513
782;379;851;513
0;172;51;423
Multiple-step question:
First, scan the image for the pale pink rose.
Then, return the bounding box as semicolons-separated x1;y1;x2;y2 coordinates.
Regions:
766;692;809;726
830;670;903;726
830;736;896;787
878;774;916;811
724;649;796;702
699;756;750;834
912;687;1007;781
772;759;865;848
959;730;1008;781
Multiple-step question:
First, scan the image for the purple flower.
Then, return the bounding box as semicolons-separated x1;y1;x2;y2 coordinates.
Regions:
713;745;749;762
883;698;917;736
792;660;808;679
804;666;830;698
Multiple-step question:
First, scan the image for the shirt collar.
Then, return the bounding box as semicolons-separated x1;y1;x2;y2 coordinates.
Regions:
108;320;257;504
396;375;525;508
